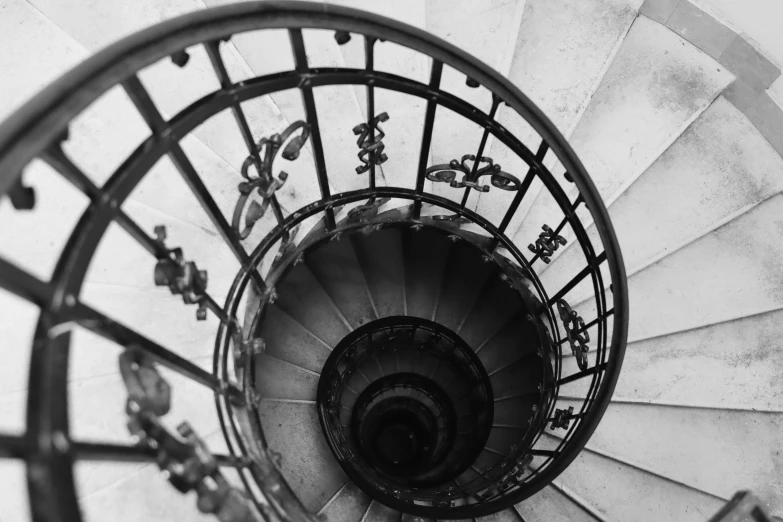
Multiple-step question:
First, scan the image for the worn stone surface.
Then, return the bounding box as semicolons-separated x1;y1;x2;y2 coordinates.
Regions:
515;485;600;521
615;308;783;410
475;0;642;232
551;438;725;522
565;399;783;513
320;481;372;521
257;401;348;512
745;91;783;158
624;194;783;341
718;35;781;94
666;0;736;59
511;15;733;265
640;0;681;24
541;95;783;303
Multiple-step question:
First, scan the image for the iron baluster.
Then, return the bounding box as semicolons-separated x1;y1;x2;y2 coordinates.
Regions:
204;40;288;232
289;28;335;230
414;60;444;218
231;121;310;240
459;94;503;208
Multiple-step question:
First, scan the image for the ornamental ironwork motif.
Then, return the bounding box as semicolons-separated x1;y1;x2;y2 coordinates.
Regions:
550;406;574;430
347;197;390;220
527;224;566;263
557;299;590;371
425;154;521;193
232;121;310;240
353;112;389;174
119;349;261;522
153;225;209;320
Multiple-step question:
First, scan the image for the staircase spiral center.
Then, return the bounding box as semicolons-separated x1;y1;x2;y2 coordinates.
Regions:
317;316;494;494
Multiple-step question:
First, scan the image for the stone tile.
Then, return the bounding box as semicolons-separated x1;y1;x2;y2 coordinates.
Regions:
640;0;681;24
666;0;736;59
724;78;763;112
718;35;781;93
744;92;783;158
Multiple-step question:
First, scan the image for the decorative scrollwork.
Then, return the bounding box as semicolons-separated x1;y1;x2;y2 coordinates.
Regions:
153;226;208;320
119;349;261;521
8;175;35;210
347;197;390;220
425;154;521;193
557;299;590;371
232;121;310;240
527;224;566;263
353;112;389;174
550;406;574;430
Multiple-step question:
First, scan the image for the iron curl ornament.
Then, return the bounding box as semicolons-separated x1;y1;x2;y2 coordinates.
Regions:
353;112;389;174
557;299;590;371
119;349;262;522
232;121;310;240
425;154;521;193
528;224;567;263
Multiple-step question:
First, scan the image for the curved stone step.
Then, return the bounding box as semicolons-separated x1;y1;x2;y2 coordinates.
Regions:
587;193;783;343
403;228;453;320
434;240;495;332
257;303;332;374
475;0;643;231
257;400;348;512
274;263;353;348
254;353;319;401
319;480;372;522
515;484;601;521
559;399;783;513
352;228;407;317
613;308;783;410
363;499;401;521
511;14;734;267
547;433;725;522
306;235;379;329
541;94;783;305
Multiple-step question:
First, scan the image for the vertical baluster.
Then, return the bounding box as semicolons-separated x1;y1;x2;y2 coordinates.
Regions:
289;29;336;230
459;94;502;208
414;60;443;218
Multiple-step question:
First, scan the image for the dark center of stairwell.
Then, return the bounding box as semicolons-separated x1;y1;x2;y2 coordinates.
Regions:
317;316;495;492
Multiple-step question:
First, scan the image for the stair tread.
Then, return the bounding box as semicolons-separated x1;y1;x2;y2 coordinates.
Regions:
561;398;783;511
515;485;601;522
352;228;406;318
435;241;495;332
254;353;319;401
476;0;643;235
274;263;352;348
542;95;783;305
307;236;378;329
320;481;372;522
259;304;332;373
363;499;401;522
404;228;452;320
548;433;724;522
459;277;524;349
512;14;734;266
257;400;348;512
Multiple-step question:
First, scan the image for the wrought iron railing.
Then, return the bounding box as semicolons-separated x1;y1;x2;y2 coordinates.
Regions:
0;2;628;520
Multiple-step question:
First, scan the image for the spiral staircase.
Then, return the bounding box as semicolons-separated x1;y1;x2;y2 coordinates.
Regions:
1;0;782;521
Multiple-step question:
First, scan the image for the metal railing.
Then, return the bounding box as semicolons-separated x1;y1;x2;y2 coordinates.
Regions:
0;2;628;520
